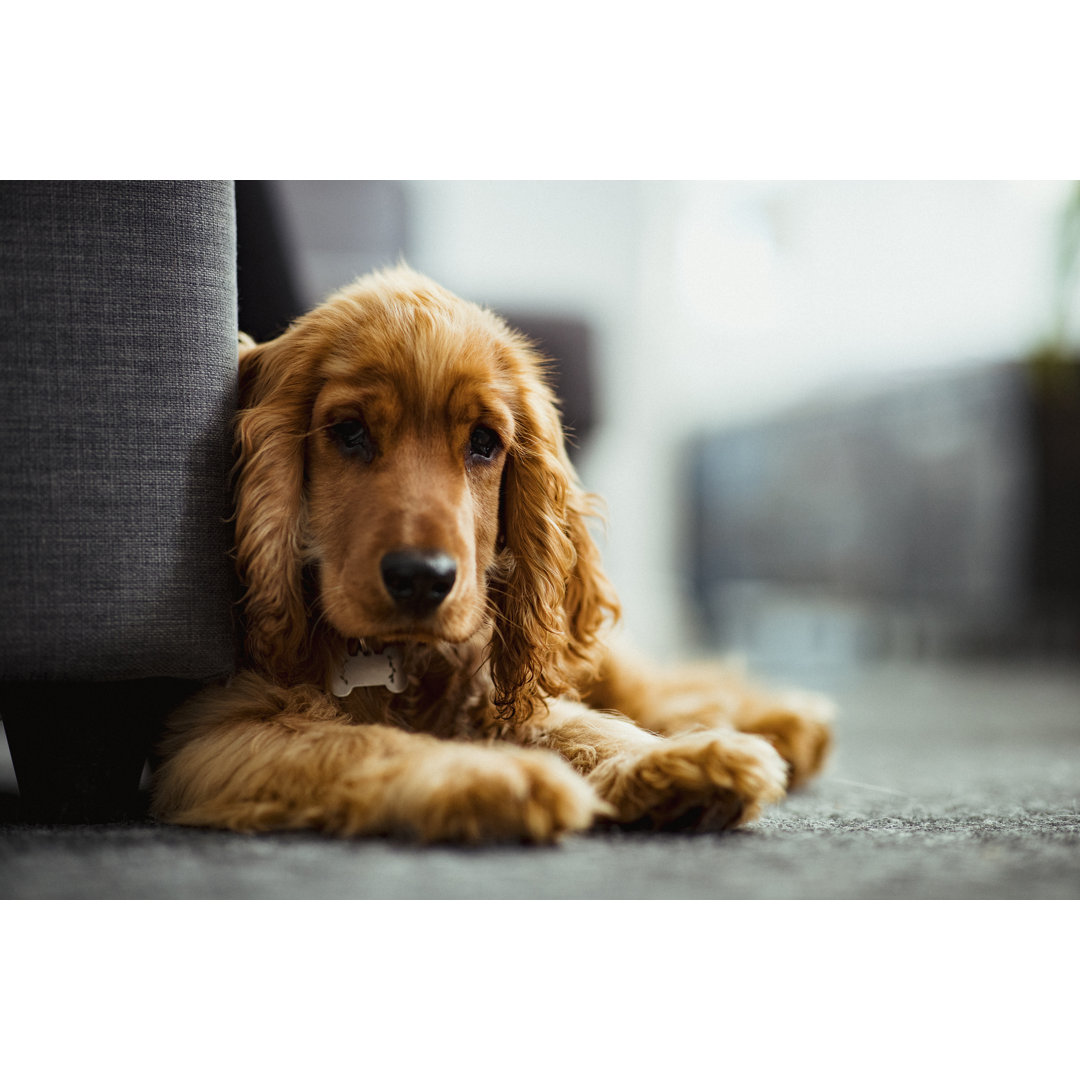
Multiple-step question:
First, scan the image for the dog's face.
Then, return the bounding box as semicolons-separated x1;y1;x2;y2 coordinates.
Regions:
305;311;517;646
234;267;618;719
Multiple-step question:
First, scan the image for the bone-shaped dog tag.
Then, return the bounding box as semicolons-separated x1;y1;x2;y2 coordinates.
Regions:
331;645;406;697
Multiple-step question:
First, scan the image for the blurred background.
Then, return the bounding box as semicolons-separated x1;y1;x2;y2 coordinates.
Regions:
237;180;1080;684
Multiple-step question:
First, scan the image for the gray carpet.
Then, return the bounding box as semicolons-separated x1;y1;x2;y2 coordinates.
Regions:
1;660;1078;899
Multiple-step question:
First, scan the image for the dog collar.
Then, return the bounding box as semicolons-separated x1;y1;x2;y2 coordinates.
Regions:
331;643;406;697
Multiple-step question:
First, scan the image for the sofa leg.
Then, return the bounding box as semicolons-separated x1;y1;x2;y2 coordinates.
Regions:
0;679;199;824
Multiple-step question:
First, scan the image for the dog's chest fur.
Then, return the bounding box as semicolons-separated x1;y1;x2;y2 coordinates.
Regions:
336;637;495;740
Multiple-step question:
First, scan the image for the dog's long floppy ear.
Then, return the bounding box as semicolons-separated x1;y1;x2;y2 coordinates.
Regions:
233;333;317;682
490;353;620;722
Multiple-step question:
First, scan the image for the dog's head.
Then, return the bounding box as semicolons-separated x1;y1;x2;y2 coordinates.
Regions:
234;266;619;720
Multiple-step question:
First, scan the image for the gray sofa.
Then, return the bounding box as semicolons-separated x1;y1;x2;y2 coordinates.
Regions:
0;181;238;821
686;362;1080;667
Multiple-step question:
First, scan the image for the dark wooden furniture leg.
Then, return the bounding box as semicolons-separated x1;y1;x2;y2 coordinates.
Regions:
0;679;199;824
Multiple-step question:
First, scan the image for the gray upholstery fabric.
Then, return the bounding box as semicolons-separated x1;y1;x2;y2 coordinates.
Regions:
687;364;1039;660
0;181;238;681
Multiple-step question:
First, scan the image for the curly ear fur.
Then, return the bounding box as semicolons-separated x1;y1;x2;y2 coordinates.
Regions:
490;349;620;722
233;335;320;682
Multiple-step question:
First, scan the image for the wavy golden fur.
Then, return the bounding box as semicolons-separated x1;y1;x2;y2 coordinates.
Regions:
152;267;832;842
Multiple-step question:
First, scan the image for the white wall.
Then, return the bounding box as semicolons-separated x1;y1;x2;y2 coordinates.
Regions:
400;181;1075;659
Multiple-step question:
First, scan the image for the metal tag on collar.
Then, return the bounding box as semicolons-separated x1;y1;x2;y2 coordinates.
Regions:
331;643;406;697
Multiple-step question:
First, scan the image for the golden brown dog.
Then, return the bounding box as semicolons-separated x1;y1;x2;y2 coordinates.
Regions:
152;266;832;842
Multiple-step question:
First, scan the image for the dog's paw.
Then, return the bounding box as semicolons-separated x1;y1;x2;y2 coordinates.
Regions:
588;729;788;832
391;743;606;844
736;690;835;789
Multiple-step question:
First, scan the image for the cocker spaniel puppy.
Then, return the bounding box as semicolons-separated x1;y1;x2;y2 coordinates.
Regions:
152;266;832;842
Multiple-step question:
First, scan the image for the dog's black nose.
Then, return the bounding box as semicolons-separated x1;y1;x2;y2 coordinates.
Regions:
380;549;457;615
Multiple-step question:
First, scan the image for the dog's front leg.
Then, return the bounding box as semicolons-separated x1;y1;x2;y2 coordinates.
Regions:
508;699;788;832
584;647;834;790
152;674;602;844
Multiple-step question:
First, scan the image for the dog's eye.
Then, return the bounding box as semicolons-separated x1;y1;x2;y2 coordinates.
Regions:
468;425;501;461
330;419;375;462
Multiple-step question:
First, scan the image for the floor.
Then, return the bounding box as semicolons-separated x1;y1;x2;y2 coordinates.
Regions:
1;660;1078;899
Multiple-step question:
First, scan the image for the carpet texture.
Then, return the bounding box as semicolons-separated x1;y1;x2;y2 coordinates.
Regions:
1;661;1077;899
